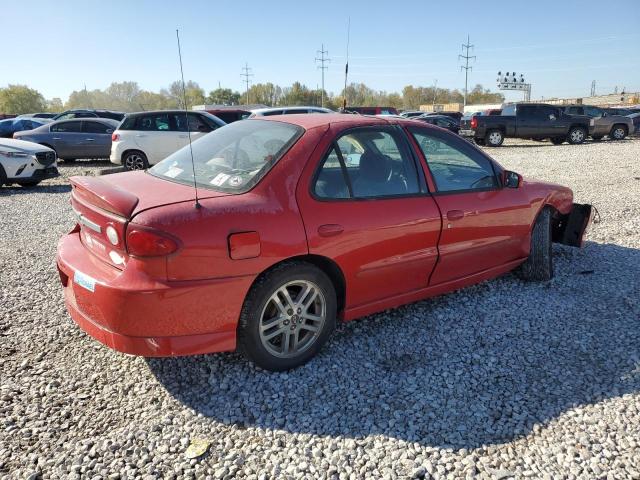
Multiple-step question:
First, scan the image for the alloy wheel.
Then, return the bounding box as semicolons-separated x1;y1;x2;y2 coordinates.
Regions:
259;280;326;358
613;128;625;140
125;154;146;170
489;132;502;145
570;129;584;143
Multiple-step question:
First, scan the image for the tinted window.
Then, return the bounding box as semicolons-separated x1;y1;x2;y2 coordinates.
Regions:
174;113;212;132
150;120;302;193
313;129;420;199
0;120;12;132
83;121;112;134
585;106;603;117
262;110;285;116
51;121;83;133
411;130;497;192
567;106;583;115
137;113;170;131
538;106;560;118
502;104;516;115
314;147;350;199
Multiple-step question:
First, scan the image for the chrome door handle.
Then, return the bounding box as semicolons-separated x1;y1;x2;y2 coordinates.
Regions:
135;134;147;138
52;137;61;140
446;210;465;221
85;138;95;141
318;224;344;237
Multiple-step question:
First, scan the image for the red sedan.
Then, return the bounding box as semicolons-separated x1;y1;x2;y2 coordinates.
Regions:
57;114;592;371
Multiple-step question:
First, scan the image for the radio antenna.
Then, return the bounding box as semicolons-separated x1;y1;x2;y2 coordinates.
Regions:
343;17;350;111
176;29;200;209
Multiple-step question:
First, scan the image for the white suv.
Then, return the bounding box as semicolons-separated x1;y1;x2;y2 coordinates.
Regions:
0;139;58;187
110;110;225;170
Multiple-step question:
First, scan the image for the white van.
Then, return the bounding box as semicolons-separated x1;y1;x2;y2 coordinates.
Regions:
110;110;225;170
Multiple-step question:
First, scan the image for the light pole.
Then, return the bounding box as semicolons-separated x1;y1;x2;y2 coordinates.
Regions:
496;71;531;101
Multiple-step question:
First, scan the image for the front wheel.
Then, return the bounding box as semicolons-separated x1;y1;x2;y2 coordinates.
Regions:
517;208;553;281
610;125;627;140
485;129;504;147
567;126;586;144
238;262;337;371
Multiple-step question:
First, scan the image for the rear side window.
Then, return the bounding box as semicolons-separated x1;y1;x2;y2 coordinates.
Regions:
173;113;214;132
136;113;170;131
51;121;83;133
502;104;516;115
83;121;113;134
313;128;420;199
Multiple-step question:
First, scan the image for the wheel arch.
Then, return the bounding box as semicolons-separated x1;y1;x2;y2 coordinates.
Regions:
121;148;146;162
610;123;628;134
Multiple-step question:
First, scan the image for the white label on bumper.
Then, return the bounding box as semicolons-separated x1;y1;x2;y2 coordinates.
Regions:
74;270;96;293
459;129;475;136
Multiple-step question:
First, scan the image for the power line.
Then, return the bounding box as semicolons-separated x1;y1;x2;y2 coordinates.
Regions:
315;44;330;107
240;63;254;105
458;35;475;107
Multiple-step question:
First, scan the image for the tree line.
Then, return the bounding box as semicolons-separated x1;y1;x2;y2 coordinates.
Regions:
0;81;505;115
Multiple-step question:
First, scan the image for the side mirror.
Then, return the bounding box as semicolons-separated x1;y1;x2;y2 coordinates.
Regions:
601;112;607;118
504;170;522;188
549;114;556;121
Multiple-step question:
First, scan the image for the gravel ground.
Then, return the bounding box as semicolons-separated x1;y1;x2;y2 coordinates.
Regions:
1;138;639;480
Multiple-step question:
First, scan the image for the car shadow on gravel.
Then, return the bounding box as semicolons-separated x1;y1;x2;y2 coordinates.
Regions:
147;241;640;450
0;184;71;195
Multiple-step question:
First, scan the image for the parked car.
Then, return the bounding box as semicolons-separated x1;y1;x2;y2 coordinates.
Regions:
460;103;591;146
14;118;119;161
345;106;399;116
110;110;225;170
627;112;640;135
399;111;425;118
17;113;58;119
0;118;50;138
56;114;592;371
426;111;464;121
560;104;633;141
485;109;502;116
603;107;635;116
0;139;58;187
413;114;460;134
249;106;332;117
53;109;125;122
201;108;251;123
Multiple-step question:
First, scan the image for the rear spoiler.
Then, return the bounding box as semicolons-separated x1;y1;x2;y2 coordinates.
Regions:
553;203;594;248
70;176;139;219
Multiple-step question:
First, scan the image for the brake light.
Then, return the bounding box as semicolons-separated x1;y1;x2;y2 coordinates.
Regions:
126;226;179;257
111;133;120;141
470;117;478;129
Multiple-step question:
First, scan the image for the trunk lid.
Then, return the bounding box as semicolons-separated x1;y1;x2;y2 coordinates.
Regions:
69;171;229;269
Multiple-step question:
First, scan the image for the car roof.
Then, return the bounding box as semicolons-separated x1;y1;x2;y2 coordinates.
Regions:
247;112;430;130
125;110;208;117
250;106;332;114
51;117;120;126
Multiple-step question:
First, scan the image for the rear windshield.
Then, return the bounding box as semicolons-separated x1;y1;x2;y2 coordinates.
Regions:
149;119;303;193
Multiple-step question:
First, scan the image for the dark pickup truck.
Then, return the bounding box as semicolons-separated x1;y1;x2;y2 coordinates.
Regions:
459;103;591;147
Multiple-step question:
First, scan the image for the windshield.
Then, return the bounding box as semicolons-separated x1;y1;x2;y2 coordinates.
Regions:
149;119;303;193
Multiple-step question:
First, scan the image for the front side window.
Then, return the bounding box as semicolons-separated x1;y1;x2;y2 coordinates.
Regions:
411;129;497;193
51;121;82;133
585;106;603;117
83;121;112;134
313;128;420;199
137;113;170;131
150;119;303;193
174;113;211;133
567;106;583;115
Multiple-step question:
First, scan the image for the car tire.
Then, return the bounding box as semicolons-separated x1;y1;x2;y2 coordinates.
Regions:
517;208;553;282
238;261;337;371
550;137;565;145
591;136;603;141
123;151;149;171
0;164;6;187
609;125;627;140
567;126;586;144
485;129;504;147
473;138;486;146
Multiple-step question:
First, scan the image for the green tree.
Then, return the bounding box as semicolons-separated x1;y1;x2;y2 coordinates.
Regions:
162;80;205;109
0;84;46;114
46;97;64;113
207;88;242;105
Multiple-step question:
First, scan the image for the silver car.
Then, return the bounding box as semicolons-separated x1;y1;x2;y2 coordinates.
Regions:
563;105;633;141
248;106;332;117
14;118;120;161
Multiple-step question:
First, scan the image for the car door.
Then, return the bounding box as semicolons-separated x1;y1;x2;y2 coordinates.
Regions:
49;121;84;158
296;125;441;310
408;126;533;285
538;105;565;137
172;113;215;152
132;112;175;164
81;121;114;158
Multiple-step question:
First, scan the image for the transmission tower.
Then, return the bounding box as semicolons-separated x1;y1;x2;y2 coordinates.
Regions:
590;80;596;97
240;63;254;105
458;35;476;107
315;44;330;107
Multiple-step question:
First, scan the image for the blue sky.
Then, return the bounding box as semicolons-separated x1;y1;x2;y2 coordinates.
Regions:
4;0;639;102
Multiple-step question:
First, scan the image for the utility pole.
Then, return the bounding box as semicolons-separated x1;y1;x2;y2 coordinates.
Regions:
432;79;438;107
458;35;475;107
315;44;330;107
343;17;351;110
240;63;253;105
590;80;596;97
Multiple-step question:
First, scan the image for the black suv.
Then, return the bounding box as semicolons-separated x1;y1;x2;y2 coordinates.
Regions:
52;109;125;122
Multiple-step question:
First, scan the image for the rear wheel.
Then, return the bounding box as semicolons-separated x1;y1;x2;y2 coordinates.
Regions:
485;129;504;147
123;151;148;170
610;125;627;140
550;137;565;145
238;262;336;371
567;126;586;144
517;208;553;281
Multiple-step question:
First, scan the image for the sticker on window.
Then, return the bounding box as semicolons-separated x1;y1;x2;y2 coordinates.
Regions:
228;176;244;187
164;166;183;178
211;173;230;186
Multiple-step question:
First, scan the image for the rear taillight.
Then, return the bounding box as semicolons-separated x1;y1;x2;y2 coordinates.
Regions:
470;117;478;129
111;133;120;141
126;226;179;257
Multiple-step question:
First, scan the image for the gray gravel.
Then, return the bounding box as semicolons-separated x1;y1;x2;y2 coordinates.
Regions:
1;139;639;479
